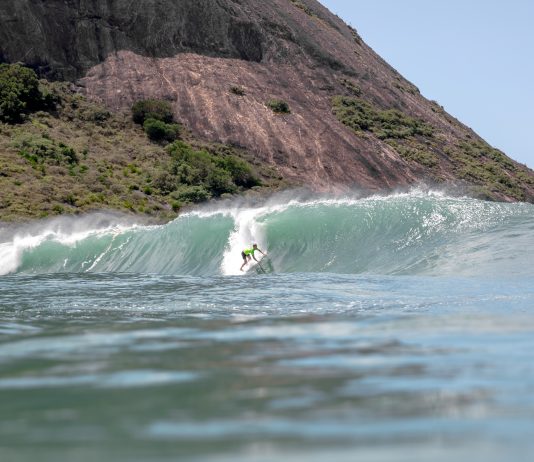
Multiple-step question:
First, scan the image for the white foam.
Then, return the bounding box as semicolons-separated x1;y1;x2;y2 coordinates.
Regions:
184;188;457;276
0;188;466;276
0;214;140;276
221;207;269;276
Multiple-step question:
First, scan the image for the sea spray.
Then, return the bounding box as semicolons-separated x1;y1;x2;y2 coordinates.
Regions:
0;213;140;276
1;191;533;277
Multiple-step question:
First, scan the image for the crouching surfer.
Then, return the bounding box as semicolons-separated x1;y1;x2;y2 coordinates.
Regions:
240;244;267;272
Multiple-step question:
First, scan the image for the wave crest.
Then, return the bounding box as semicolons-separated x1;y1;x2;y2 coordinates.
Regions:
2;191;533;277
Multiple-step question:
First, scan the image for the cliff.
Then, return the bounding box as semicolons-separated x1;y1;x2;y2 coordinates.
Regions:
1;0;533;204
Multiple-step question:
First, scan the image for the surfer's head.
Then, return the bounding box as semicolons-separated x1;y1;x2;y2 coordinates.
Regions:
252;243;258;249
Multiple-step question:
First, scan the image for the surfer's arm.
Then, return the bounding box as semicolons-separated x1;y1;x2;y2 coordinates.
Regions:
254;250;266;261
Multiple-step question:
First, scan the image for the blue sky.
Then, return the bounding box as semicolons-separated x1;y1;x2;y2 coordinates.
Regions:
321;0;533;168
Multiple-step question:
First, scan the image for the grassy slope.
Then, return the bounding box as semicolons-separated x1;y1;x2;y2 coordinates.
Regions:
0;82;285;222
332;95;534;202
2;80;533;224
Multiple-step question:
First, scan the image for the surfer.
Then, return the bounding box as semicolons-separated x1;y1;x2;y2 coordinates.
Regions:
240;244;266;272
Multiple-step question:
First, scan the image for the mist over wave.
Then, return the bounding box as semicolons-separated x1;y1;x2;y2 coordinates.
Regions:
1;190;533;278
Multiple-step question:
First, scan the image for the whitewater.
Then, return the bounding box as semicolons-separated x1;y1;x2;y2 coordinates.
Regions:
1;190;534;462
2;190;533;278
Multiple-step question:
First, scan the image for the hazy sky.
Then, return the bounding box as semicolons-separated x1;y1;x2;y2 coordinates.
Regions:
321;0;533;168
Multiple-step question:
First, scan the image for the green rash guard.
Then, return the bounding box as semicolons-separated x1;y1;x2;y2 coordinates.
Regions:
243;248;255;256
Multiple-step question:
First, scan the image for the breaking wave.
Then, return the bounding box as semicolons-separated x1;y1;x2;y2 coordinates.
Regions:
1;191;533;278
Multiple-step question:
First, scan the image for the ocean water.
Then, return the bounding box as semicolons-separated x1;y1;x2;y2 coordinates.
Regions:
1;191;533;462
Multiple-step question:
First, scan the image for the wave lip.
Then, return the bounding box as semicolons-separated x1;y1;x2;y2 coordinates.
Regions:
0;213;140;276
2;191;533;278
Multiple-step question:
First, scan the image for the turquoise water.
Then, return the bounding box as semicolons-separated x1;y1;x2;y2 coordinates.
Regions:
1;192;534;461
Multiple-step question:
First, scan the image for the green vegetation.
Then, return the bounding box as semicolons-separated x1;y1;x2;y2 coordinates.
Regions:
339;78;362;97
331;95;533;200
333;94;441;172
267;99;291;114
15;134;78;168
388;141;438;168
516;171;534;186
0;64;50;123
167;141;260;196
0;66;281;222
332;96;433;140
132;99;181;143
332;93;532;200
132;99;174;125
143;118;181;142
172;185;211;204
448;141;527;200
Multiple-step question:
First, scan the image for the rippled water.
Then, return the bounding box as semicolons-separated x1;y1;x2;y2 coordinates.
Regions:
1;193;534;461
1;272;534;462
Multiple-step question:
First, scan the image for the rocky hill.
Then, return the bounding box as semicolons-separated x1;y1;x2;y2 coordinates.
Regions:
1;0;533;218
0;76;286;222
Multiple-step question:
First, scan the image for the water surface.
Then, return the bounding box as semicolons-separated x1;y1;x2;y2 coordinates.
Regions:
1;192;533;461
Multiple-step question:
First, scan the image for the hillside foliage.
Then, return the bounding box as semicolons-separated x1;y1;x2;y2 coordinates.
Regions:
0;70;280;222
332;96;433;140
0;64;49;123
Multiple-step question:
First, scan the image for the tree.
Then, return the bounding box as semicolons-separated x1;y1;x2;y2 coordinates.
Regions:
0;64;42;123
143;117;181;142
132;99;174;125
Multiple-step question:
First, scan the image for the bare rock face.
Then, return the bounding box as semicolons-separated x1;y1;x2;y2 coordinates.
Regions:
1;0;533;199
0;0;336;79
81;50;418;192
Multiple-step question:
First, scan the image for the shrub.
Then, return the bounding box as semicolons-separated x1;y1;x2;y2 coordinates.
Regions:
339;78;362;97
132;99;174;125
123;200;134;211
169;142;216;185
143;118;181;142
172;185;212;203
517;171;534;186
59;143;78;164
165;123;181;141
38;83;61;111
332;96;433;140
267;99;291;114
376;109;433;139
77;106;111;123
64;194;77;206
166;141;258;197
143;118;165;140
207;168;237;195
332;96;373;132
171;201;182;212
216;155;260;188
16;135;78;166
230;86;246;96
391;142;438;168
450;140;527;199
153;172;177;195
0;64;43;123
